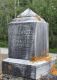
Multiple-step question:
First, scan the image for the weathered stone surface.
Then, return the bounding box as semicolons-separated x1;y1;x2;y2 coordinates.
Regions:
3;75;37;80
2;57;56;80
8;9;49;60
2;74;57;80
8;23;36;60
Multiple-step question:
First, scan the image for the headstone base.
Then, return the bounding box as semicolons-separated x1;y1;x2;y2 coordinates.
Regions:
2;56;56;80
2;75;37;80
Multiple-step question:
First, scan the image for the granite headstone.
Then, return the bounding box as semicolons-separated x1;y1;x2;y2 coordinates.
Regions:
8;8;49;60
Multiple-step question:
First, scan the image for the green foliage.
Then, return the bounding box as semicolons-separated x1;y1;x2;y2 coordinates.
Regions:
0;0;57;52
0;40;8;47
50;48;57;53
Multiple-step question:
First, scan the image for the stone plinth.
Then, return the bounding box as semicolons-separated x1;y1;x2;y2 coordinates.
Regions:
2;56;56;80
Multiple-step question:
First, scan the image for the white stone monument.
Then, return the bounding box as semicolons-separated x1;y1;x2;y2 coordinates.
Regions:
2;8;56;80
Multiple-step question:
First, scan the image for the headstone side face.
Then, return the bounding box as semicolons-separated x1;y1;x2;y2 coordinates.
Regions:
8;22;36;60
35;22;49;57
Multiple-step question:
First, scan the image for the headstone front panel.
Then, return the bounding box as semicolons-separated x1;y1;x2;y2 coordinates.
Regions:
8;22;36;60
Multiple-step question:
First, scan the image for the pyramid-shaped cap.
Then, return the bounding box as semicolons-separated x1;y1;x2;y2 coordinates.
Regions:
10;8;46;24
17;8;38;17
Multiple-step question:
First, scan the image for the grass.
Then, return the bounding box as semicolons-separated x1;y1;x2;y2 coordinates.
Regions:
49;48;57;53
55;61;57;69
0;40;8;47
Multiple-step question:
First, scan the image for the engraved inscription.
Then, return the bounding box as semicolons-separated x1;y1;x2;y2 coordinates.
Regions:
15;24;33;54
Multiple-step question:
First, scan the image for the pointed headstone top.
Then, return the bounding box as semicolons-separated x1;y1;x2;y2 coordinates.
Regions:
10;8;47;24
17;8;38;17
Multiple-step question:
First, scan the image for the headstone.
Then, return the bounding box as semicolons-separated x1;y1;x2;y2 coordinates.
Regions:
8;8;49;60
